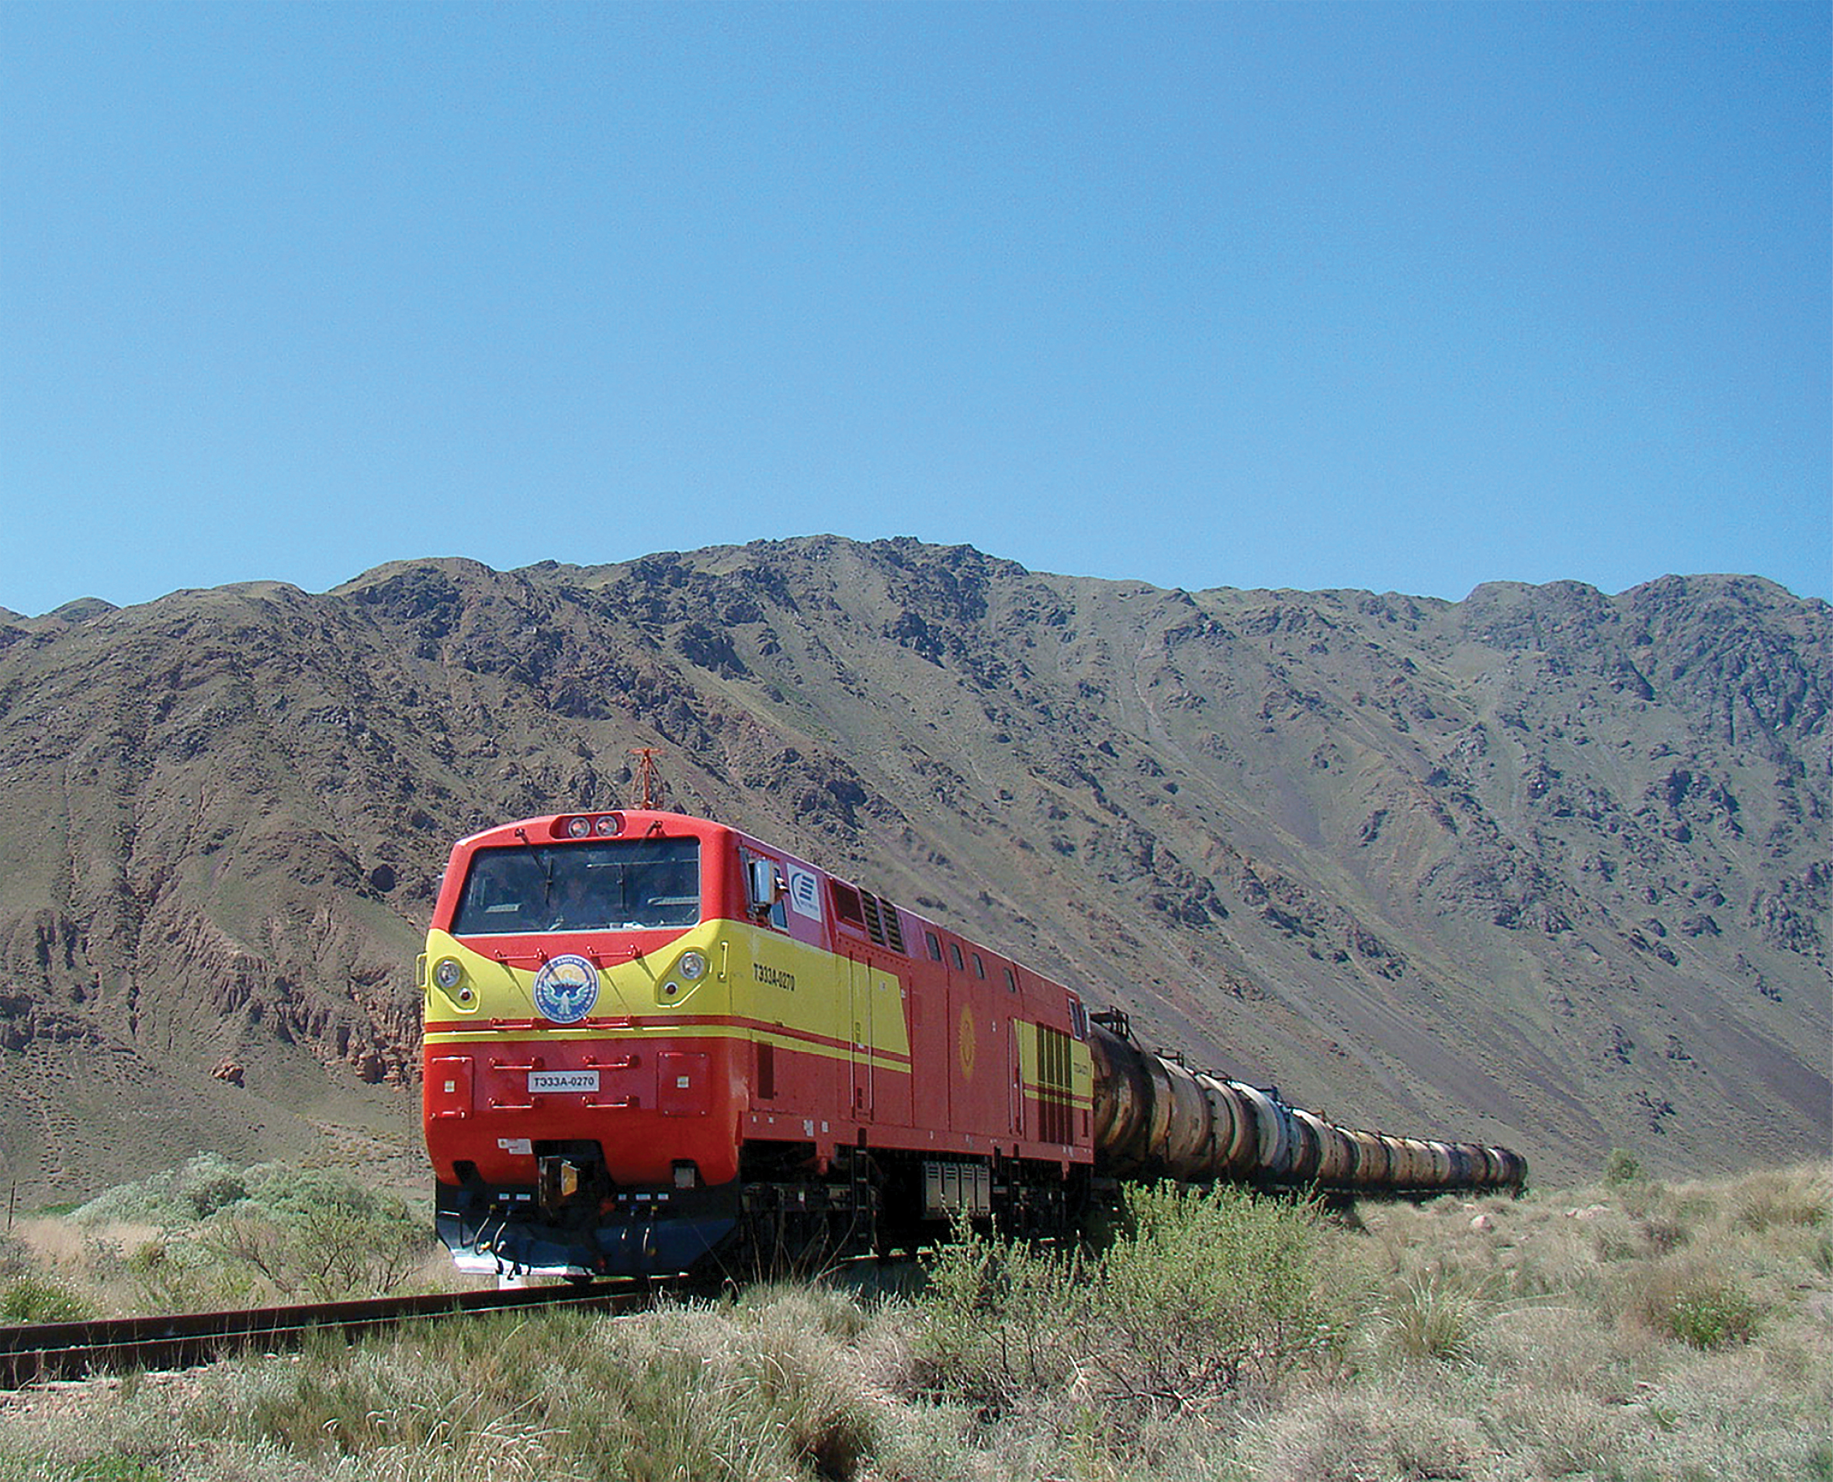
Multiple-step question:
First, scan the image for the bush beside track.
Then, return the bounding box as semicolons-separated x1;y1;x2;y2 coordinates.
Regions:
2;1155;440;1320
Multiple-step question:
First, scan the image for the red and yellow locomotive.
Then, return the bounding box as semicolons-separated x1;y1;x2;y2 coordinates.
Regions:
421;808;1525;1281
422;809;1095;1278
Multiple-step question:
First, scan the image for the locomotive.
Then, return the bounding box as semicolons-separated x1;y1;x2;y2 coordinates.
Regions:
420;809;1526;1280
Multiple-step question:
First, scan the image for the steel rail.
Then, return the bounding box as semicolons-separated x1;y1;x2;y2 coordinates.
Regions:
0;1282;646;1389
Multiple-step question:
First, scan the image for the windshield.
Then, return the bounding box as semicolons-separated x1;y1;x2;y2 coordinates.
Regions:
451;838;701;935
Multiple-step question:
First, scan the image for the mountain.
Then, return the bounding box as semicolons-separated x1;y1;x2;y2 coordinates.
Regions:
1;538;1826;1199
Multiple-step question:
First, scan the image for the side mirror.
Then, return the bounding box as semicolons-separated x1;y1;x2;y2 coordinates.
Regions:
747;859;785;908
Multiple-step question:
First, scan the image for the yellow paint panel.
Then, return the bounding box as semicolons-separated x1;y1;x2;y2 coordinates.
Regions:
421;924;735;1031
1017;1021;1095;1106
423;922;914;1073
727;923;911;1061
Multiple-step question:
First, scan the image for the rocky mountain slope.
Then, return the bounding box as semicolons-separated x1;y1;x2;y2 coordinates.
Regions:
1;538;1826;1198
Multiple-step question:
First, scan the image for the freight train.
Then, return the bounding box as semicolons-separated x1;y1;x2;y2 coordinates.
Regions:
420;809;1526;1280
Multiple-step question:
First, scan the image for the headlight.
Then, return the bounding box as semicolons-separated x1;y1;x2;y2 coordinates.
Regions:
566;816;592;838
433;958;464;991
676;950;708;982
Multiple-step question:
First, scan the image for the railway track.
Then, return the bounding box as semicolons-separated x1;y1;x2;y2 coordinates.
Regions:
0;1282;647;1389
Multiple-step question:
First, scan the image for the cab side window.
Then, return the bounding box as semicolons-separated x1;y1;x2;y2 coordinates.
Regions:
742;850;788;931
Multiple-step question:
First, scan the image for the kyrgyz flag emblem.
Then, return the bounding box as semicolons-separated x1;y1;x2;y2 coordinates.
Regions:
533;954;600;1024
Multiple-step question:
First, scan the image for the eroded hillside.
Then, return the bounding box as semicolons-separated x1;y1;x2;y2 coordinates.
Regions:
0;539;1826;1196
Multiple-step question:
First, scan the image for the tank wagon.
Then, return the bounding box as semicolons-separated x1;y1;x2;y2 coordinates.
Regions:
421;809;1525;1280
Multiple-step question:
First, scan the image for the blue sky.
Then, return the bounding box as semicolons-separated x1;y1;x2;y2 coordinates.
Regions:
3;1;1827;618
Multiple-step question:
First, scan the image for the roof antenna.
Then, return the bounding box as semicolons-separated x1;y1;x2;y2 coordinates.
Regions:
629;748;661;810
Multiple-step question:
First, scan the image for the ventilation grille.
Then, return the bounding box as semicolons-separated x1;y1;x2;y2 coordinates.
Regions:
859;890;905;953
1035;1025;1074;1145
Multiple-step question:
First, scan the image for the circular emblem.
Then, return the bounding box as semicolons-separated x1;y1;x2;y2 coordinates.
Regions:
957;1006;978;1081
533;954;600;1024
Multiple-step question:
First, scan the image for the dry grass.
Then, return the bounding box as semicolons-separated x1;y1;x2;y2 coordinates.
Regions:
0;1159;1828;1481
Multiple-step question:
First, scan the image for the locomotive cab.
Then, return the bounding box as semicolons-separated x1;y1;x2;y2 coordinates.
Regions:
422;812;750;1278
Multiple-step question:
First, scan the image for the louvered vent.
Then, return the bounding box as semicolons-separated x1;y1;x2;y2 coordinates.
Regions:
859;890;906;953
1036;1025;1074;1145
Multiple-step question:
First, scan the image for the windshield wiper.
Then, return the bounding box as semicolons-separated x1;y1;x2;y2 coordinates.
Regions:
514;827;554;907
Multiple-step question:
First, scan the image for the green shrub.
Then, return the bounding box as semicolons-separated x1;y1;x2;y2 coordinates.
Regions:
68;1153;249;1227
51;1156;434;1308
1665;1281;1761;1350
914;1183;1346;1419
194;1185;428;1302
70;1460;167;1482
1098;1182;1346;1400
912;1215;1092;1411
118;1232;257;1314
1603;1149;1642;1187
0;1274;89;1323
1619;1260;1763;1351
0;1458;170;1482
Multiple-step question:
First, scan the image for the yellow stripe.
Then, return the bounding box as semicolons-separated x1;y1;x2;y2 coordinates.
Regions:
1020;1081;1094;1108
425;1018;915;1075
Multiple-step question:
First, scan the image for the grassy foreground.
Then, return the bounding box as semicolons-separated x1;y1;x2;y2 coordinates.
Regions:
1;1158;1828;1481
